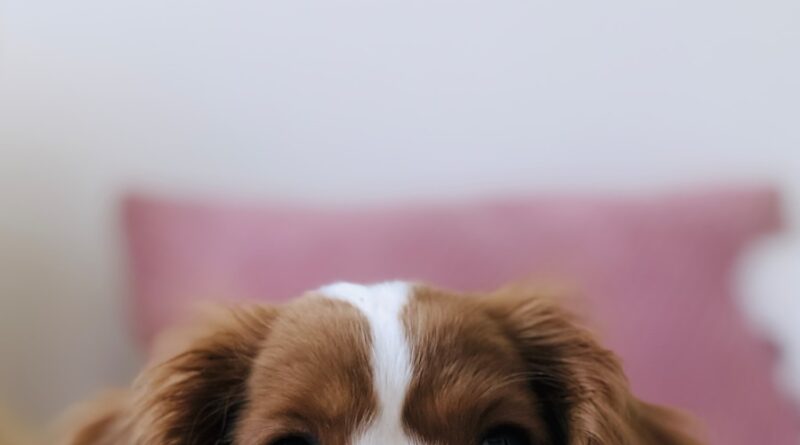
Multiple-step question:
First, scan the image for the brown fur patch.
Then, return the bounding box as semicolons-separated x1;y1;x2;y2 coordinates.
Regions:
403;286;551;444
234;296;376;445
132;304;278;445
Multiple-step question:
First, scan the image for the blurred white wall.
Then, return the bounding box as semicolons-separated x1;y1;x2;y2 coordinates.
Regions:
0;0;798;423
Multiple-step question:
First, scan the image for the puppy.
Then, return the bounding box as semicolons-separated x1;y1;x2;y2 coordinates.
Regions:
58;282;702;445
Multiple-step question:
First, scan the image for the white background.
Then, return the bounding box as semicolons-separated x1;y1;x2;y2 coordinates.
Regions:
1;0;798;423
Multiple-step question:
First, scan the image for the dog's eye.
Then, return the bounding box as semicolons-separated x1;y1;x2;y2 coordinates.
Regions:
270;434;317;445
481;425;529;445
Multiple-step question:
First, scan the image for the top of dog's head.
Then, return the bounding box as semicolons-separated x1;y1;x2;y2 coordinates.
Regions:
62;282;702;445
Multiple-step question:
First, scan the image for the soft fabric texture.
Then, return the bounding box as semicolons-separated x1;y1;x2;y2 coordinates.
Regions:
123;187;798;445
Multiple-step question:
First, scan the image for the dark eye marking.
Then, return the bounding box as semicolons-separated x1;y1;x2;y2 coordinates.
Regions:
270;434;318;445
481;425;530;445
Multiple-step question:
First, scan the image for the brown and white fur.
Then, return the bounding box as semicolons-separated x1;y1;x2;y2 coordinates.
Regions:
57;282;702;445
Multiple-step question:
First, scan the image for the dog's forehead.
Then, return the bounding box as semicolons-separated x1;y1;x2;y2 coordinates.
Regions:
315;281;416;445
240;282;538;445
308;282;522;445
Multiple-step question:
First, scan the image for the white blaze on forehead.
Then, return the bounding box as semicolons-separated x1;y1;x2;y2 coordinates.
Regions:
318;281;416;444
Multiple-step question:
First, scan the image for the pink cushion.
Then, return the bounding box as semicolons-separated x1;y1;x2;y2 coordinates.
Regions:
123;187;798;444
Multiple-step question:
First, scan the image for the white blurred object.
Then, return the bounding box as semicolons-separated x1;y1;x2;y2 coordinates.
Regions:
740;234;800;402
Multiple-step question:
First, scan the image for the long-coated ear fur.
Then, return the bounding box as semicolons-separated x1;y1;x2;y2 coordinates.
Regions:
57;305;276;445
483;287;703;445
53;390;132;445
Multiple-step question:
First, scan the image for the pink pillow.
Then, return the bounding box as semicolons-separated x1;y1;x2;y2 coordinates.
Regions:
123;187;798;444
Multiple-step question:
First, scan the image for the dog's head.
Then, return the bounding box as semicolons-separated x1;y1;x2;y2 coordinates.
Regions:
63;282;701;445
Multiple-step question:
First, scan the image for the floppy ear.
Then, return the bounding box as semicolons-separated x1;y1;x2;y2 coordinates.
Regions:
54;390;132;445
129;304;277;445
483;287;702;445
